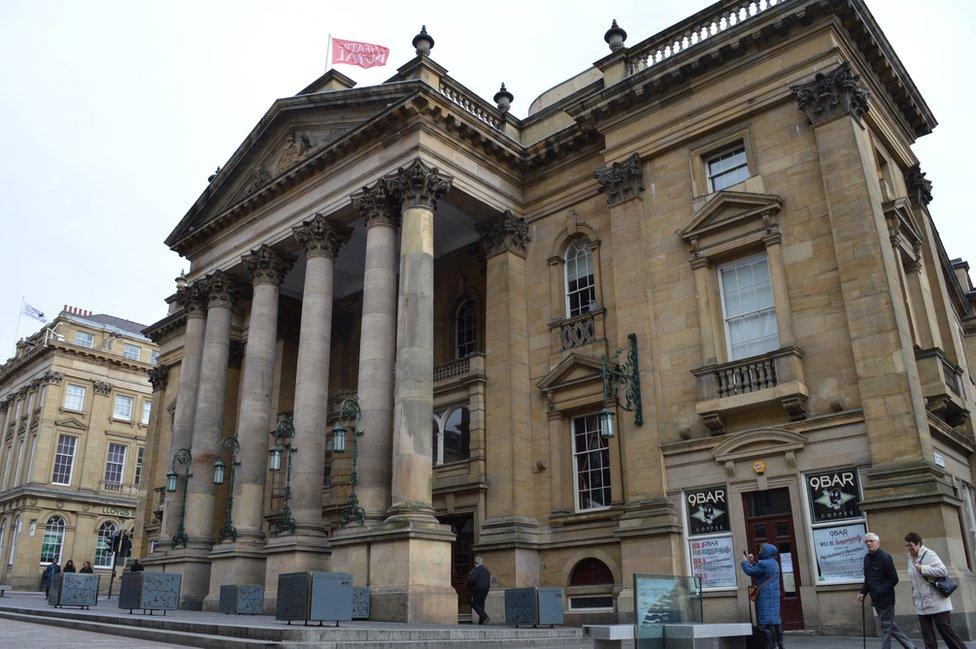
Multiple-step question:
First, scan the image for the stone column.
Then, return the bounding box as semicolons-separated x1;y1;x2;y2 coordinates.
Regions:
133;365;168;558
159;283;207;547
205;246;292;609
262;214;350;610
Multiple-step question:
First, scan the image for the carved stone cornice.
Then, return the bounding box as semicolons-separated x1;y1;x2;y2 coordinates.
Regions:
92;381;112;396
38;370;62;386
351;178;400;229
594;153;644;206
293;213;352;260
388;158;453;211
175;282;207;318
242;245;295;286
200;270;239;310
147;366;169;392
904;164;933;208
790;62;869;127
477;210;531;259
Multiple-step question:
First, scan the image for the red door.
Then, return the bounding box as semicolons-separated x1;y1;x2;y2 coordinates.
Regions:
743;489;804;630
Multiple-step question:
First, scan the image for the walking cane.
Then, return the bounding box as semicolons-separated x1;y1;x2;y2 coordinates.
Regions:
861;598;866;649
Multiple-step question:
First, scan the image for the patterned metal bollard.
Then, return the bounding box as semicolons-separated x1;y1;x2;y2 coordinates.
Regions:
218;584;264;615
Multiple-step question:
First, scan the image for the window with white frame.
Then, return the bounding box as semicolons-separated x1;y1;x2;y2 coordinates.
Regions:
719;255;779;361
134;447;145;486
7;515;21;565
431;406;471;466
141;400;152;425
455;298;477;359
1;443;13;487
706;142;749;192
151;350;160;366
0;517;6;559
52;435;77;485
74;331;94;348
122;344;141;361
13;439;25;486
94;520;118;569
63;384;86;411
572;413;611;511
40;516;66;564
565;240;596;317
104;443;126;485
113;394;134;420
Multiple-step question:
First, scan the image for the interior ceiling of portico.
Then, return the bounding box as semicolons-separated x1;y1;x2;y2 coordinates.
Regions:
279;198;481;301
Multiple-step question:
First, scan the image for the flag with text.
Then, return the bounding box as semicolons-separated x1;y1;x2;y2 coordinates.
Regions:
331;37;389;69
23;302;46;323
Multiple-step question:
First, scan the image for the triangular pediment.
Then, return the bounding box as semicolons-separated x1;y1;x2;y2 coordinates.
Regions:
536;353;604;392
882;197;923;248
712;427;805;463
55;417;87;431
678;191;783;243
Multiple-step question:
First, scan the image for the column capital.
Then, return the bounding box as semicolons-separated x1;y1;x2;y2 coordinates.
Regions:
148;365;169;392
176;282;207;317
200;270;239;309
388;158;453;211
904;164;933;208
594;152;644;206
93;380;112;396
790;61;869;127
477;210;531;258
352;178;400;229
242;245;295;286
293;213;352;259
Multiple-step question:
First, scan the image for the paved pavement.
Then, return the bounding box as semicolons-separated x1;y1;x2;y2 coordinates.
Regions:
0;617;189;648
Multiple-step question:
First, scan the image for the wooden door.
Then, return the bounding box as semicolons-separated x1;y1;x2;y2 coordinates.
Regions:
743;489;804;630
440;515;474;614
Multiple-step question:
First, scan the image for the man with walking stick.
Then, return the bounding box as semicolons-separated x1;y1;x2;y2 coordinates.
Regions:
858;532;917;649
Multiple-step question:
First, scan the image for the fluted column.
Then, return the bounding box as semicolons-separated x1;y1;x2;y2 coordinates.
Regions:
230;246;293;543
351;179;399;523
387;159;452;520
161;283;207;545
185;271;238;545
290;214;351;533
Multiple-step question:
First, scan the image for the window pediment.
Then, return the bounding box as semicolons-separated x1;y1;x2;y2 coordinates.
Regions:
537;353;605;413
882;197;923;255
711;427;805;464
678;191;783;262
55;417;87;431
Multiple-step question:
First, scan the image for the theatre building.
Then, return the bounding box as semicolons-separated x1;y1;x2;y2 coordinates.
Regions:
135;0;976;636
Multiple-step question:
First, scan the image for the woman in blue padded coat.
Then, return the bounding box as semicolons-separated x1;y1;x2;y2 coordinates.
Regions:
741;542;783;649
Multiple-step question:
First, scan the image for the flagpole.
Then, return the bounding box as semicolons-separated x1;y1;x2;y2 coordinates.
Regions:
327;33;332;72
14;296;24;345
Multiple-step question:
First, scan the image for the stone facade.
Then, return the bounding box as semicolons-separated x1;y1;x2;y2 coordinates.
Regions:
0;308;156;591
134;0;976;637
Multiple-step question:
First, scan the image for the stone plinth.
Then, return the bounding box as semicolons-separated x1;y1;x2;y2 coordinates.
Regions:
145;546;210;610
203;542;267;611
261;533;331;614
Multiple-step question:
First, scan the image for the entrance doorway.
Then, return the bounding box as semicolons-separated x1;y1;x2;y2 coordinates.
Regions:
743;489;804;630
439;514;474;615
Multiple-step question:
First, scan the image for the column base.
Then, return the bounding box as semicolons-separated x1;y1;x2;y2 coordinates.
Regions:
330;517;457;623
261;531;332;614
146;545;214;610
203;541;267;611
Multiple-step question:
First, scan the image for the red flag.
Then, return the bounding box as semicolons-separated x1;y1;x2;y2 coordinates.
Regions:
331;37;390;69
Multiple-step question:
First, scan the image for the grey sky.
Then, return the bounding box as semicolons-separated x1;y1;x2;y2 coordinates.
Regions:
1;0;972;353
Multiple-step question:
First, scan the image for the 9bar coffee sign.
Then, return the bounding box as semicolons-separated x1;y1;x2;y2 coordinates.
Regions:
806;468;862;522
686;486;731;536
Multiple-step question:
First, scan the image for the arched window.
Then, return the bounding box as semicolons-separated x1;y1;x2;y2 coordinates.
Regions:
568;557;615;613
40;516;65;564
455;298;477;359
432;406;471;466
94;521;118;569
7;515;20;566
565;240;596;317
569;558;614;586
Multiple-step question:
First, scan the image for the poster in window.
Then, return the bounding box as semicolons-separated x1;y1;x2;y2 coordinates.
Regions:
685;485;731;536
688;535;737;589
806;468;862;522
812;523;867;583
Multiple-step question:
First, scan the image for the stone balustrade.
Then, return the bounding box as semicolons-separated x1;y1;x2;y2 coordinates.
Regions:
439;80;501;129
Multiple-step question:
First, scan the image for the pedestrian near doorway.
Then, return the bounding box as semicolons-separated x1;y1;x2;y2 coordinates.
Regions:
128;558;144;572
63;560;76;573
904;532;966;649
41;560;61;596
79;561;93;574
741;543;784;649
466;555;491;625
858;532;916;649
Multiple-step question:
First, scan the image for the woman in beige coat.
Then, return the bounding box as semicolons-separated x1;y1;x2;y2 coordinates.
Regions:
904;532;966;649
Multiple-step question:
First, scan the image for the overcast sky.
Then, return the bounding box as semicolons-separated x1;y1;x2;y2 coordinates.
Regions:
0;0;973;354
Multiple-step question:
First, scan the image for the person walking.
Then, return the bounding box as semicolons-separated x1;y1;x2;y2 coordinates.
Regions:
741;543;783;649
858;532;916;649
128;558;145;572
79;561;94;574
41;560;61;596
62;560;76;573
466;555;491;625
904;532;966;649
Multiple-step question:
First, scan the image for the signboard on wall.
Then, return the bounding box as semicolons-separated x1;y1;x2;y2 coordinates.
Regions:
685;485;731;536
688;535;737;589
806;468;862;523
812;522;867;582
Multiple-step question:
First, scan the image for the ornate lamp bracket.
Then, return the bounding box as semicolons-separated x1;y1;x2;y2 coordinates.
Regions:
215;436;241;543
334;396;366;527
599;333;644;427
270;413;298;536
170;448;192;549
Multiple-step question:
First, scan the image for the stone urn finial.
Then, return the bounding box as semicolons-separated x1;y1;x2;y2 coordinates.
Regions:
175;271;187;290
604;19;627;52
493;83;514;113
413;25;434;56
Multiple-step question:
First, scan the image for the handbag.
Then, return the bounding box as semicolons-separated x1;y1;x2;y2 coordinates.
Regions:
748;572;775;602
920;551;958;598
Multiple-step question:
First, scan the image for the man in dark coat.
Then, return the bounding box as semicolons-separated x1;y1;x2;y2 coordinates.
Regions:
859;532;916;649
466;555;491;625
41;560;61;596
129;558;145;572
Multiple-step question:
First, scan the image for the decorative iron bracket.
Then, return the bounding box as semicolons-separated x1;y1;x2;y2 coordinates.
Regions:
600;333;644;426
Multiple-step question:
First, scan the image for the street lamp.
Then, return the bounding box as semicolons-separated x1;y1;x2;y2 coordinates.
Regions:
333;396;365;527
214;436;240;543
269;413;297;536
599;332;644;439
168;448;192;549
